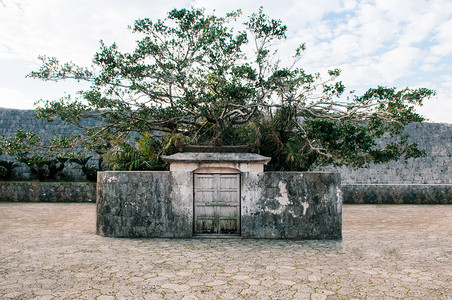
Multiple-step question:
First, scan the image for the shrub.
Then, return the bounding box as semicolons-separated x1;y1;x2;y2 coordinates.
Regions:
0;160;19;180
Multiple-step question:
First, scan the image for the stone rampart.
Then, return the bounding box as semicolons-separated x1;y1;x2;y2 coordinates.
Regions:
0;181;96;202
1;108;451;205
0;108;98;181
1;108;450;184
316;122;452;184
342;184;452;204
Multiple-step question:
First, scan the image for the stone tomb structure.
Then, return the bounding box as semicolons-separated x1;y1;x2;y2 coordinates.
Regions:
96;153;342;239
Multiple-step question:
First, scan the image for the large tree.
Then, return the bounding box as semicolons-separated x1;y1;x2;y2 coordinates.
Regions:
2;7;435;171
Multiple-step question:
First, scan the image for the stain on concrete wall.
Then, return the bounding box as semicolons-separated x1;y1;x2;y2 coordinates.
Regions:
241;172;342;239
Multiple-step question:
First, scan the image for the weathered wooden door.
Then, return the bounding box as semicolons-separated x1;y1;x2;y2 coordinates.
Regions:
194;173;240;234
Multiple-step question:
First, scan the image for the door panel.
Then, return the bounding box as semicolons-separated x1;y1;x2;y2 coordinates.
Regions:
194;174;240;234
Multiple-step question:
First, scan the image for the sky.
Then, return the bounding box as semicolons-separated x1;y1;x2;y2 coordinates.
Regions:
0;0;451;123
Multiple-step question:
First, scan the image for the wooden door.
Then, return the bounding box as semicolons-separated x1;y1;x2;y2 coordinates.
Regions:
194;174;240;234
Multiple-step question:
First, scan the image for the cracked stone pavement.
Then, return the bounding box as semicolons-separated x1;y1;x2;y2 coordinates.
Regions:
0;203;451;299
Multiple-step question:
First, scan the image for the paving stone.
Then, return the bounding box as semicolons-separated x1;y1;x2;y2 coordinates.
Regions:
0;203;451;299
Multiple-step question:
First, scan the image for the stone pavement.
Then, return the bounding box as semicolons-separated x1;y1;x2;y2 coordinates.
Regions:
0;203;451;299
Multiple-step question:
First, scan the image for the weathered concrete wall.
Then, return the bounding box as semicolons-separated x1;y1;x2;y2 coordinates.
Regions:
242;172;342;239
96;171;192;238
343;184;452;204
0;182;96;202
97;170;342;239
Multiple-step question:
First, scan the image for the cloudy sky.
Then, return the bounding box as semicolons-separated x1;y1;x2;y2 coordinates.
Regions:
1;0;451;123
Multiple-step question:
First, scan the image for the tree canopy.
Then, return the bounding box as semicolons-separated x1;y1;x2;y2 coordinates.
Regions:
1;7;436;171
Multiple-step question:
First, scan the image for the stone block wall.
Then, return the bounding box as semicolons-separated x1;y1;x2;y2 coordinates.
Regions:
0;108;98;181
1;108;451;184
315;122;451;204
342;184;452;204
317;122;452;184
1;108;451;206
0;182;96;202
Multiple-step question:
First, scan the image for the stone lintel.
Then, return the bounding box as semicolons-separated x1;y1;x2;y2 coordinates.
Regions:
162;152;271;164
168;162;264;173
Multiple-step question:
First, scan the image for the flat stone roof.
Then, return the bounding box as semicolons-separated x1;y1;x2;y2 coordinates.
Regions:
162;152;271;164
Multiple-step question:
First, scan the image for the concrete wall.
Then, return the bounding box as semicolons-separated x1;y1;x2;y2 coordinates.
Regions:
96;171;192;238
241;172;342;239
96;170;342;239
0;182;96;202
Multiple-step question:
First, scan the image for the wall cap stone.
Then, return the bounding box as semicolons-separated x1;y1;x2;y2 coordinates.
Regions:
344;183;452;186
162;152;271;164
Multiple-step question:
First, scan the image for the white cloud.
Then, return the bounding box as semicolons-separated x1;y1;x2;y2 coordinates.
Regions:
376;47;424;83
418;95;452;124
0;0;451;123
430;18;452;57
0;86;33;109
341;0;357;11
0;0;189;64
